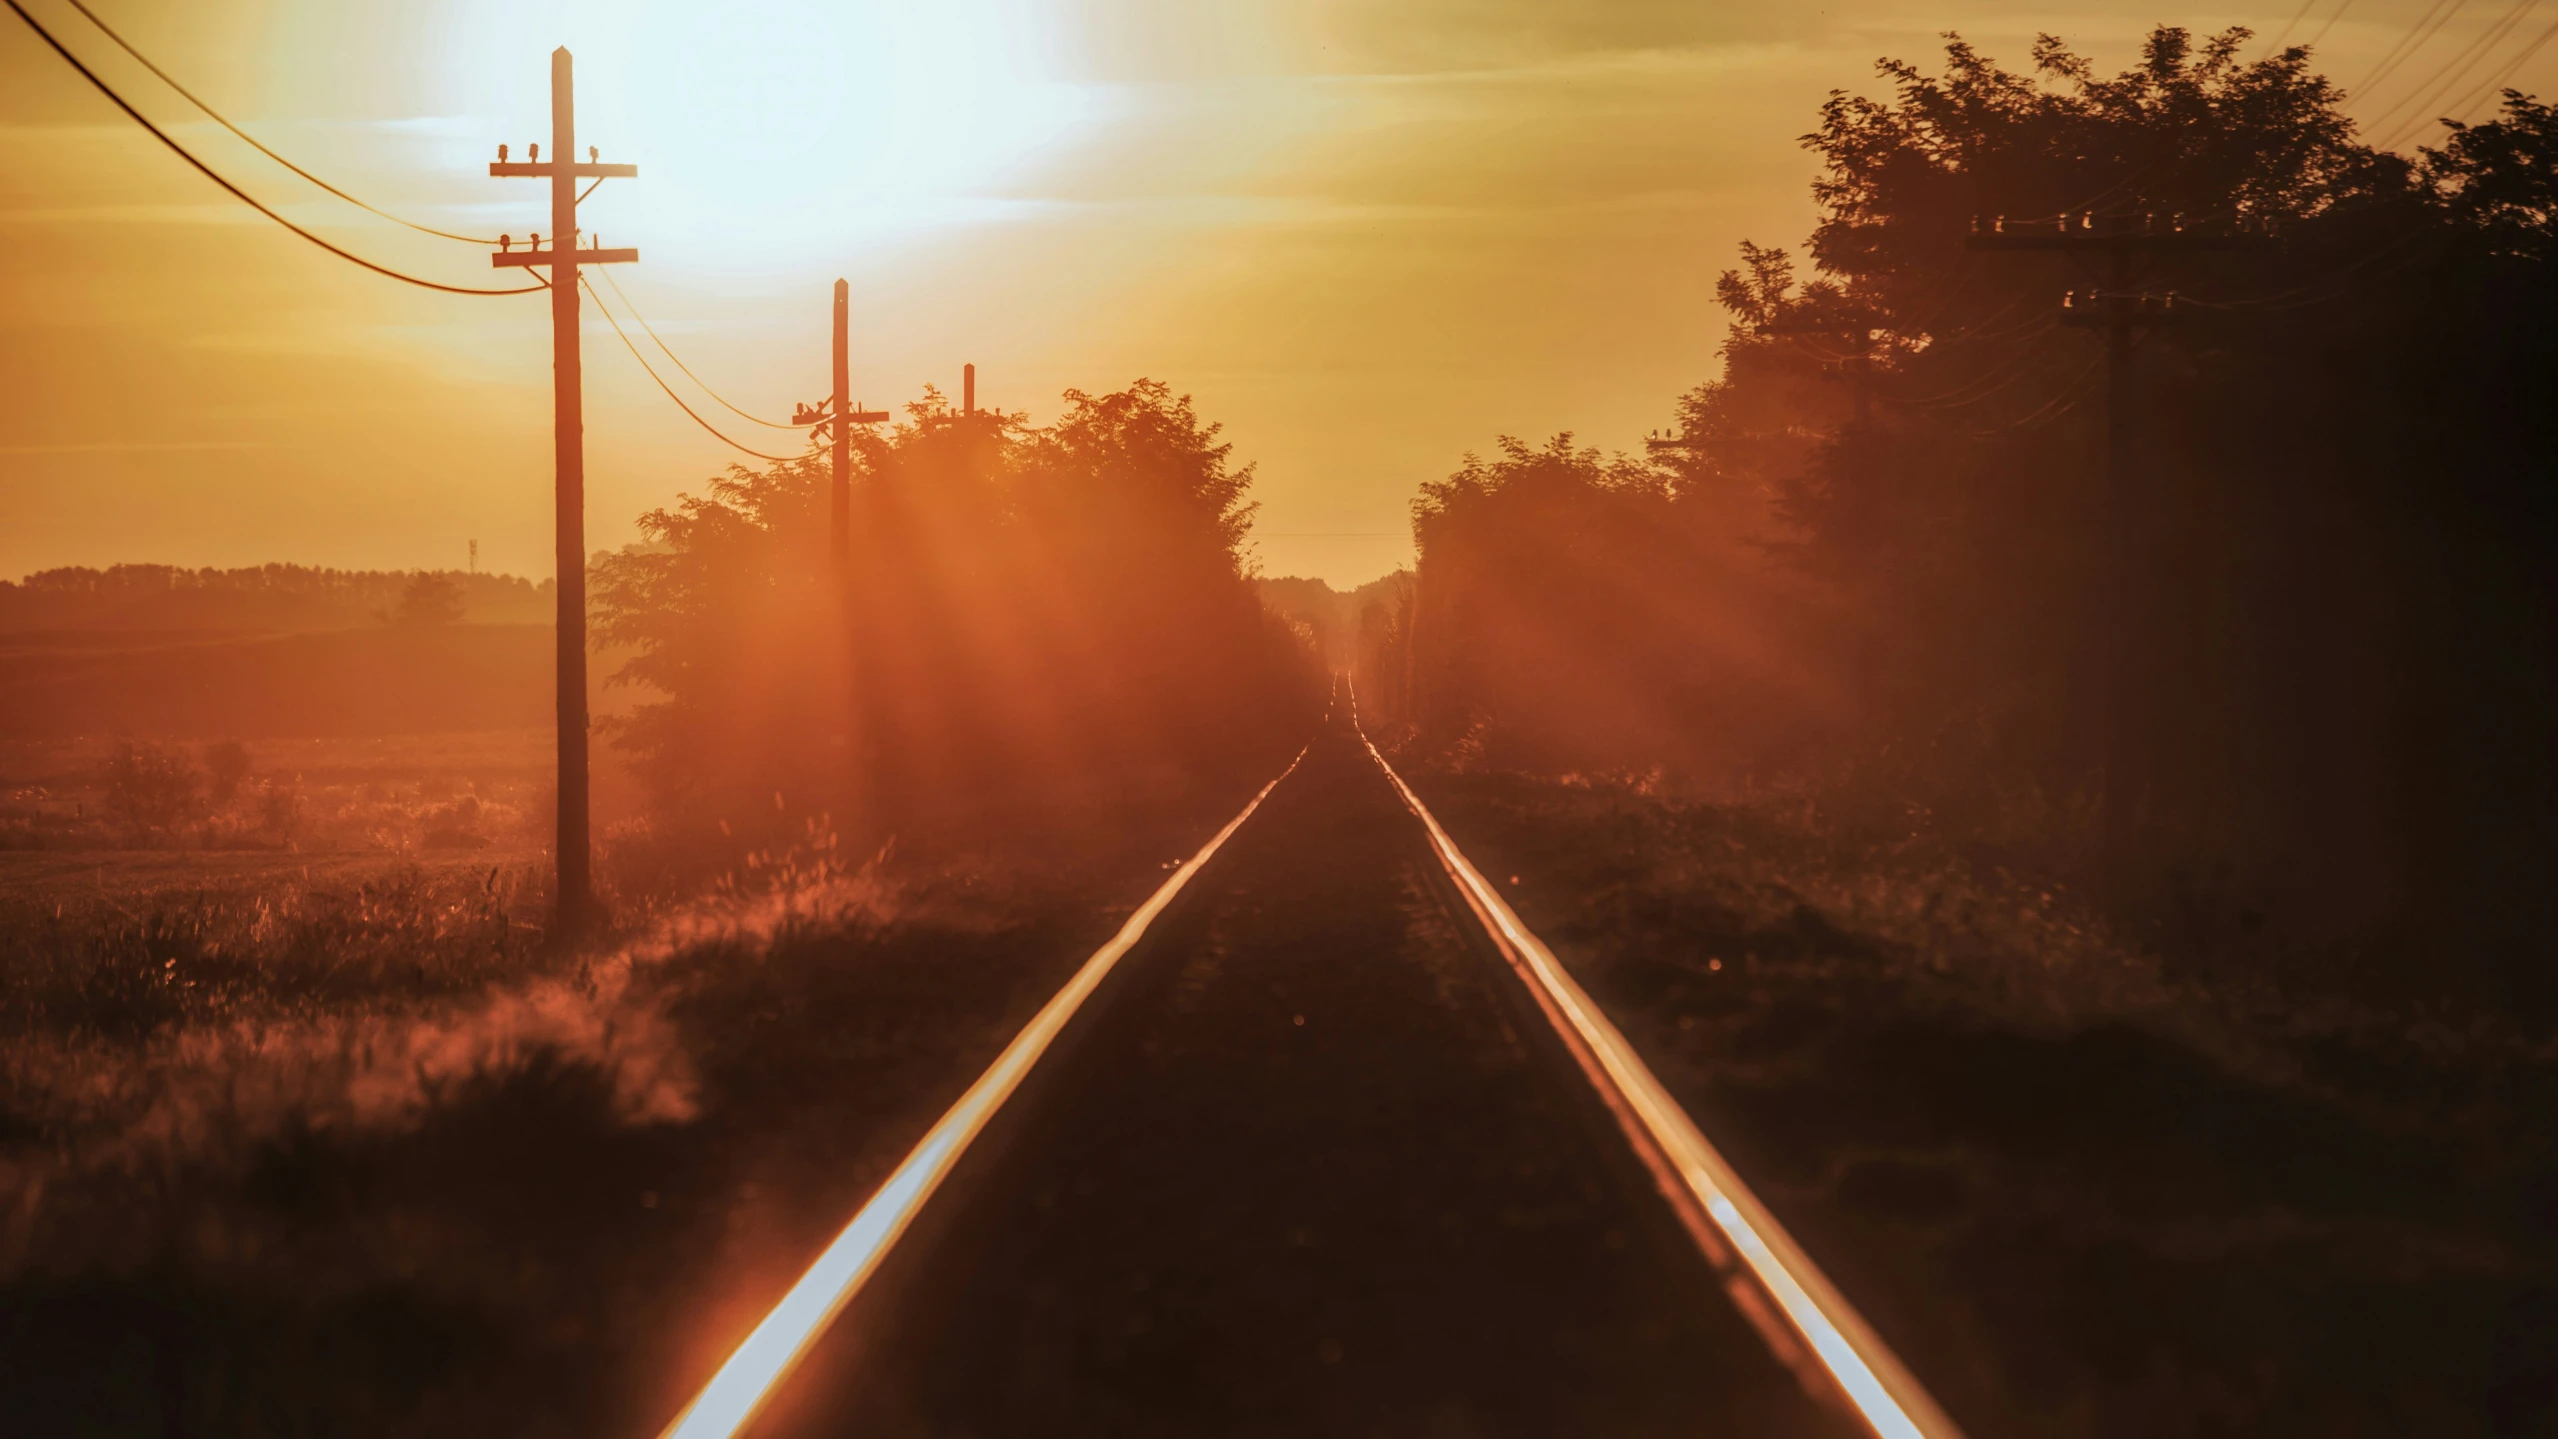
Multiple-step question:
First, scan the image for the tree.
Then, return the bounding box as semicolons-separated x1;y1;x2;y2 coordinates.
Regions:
592;381;1318;839
390;572;466;626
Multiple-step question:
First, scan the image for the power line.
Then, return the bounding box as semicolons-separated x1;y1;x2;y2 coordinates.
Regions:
1;0;543;295
60;0;500;245
2262;0;2324;54
2370;0;2540;143
2439;11;2558;123
582;276;805;463
2304;0;2360;49
1947;349;2107;437
2356;0;2471;98
595;267;801;429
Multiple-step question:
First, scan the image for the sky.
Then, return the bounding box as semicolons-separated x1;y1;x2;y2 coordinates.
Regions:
2;0;2551;588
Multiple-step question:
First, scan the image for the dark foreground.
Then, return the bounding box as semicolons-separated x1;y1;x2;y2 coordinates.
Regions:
755;709;1844;1438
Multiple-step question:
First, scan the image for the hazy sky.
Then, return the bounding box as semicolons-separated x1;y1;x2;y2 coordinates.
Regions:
3;0;2549;586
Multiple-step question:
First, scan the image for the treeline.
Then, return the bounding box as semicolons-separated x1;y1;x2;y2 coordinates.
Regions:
1358;29;2558;1011
594;379;1320;843
0;564;551;632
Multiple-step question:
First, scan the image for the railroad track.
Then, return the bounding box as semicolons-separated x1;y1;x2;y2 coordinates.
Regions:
656;685;1962;1439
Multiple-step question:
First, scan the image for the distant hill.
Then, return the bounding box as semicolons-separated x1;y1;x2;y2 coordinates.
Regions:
0;626;561;739
0;565;580;738
0;564;551;634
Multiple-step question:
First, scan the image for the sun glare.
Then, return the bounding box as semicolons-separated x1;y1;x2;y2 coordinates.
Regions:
433;0;1108;271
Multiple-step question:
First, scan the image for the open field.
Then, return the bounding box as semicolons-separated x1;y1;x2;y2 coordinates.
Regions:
0;729;647;855
1415;767;2558;1439
0;751;1261;1435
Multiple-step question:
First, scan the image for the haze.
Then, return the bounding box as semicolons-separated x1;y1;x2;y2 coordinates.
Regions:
3;0;2546;586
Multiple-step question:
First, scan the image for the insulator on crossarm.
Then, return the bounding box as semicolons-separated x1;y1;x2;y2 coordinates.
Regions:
589;146;599;162
529;143;539;162
498;144;509;162
500;234;511;252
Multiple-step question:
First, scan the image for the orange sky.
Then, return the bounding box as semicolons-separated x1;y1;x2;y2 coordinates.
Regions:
3;0;2549;587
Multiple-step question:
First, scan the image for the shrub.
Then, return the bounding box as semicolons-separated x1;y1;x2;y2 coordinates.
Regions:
101;741;201;845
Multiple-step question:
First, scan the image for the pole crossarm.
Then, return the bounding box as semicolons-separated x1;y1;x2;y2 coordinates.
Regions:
793;397;893;440
490;161;639;179
1965;215;2271;255
2060;291;2185;327
495;246;638;268
1967;232;2262;253
1758;319;1882;338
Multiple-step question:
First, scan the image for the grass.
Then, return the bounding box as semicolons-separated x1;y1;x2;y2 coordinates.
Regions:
0;731;571;855
0;761;1254;1436
1413;766;2558;1439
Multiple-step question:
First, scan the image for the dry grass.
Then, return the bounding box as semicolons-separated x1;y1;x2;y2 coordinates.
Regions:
0;770;1241;1436
1415;766;2558;1439
0;731;570;855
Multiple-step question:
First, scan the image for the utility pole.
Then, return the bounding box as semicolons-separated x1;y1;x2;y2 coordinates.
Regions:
1966;211;2259;885
792;280;889;572
963;363;976;418
490;47;636;940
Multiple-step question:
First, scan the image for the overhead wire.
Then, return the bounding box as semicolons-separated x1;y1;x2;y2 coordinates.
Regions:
594;267;803;430
2356;0;2472;97
22;0;815;465
1884;320;2067;410
58;0;503;246
1945;350;2109;437
581;276;806;463
2261;0;2326;54
2436;10;2558;123
2304;0;2361;49
1;0;543;295
2370;0;2541;144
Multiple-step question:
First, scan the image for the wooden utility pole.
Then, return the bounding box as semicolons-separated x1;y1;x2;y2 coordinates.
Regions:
1966;211;2259;883
963;363;976;418
793;281;890;572
490;47;636;939
834;281;851;564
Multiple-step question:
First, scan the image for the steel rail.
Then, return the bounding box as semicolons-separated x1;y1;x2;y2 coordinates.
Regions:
1358;719;1966;1439
653;747;1307;1439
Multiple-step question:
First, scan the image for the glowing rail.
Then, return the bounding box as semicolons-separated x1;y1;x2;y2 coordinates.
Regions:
655;749;1305;1439
1361;730;1966;1439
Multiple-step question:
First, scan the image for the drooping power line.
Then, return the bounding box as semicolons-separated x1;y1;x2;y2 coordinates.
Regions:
595;266;802;430
582;275;805;462
61;0;500;245
2356;0;2472;97
1;0;543;295
2436;11;2558;126
2369;0;2540;143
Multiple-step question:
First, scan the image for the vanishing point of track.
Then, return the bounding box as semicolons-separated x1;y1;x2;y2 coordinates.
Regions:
657;686;1960;1439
